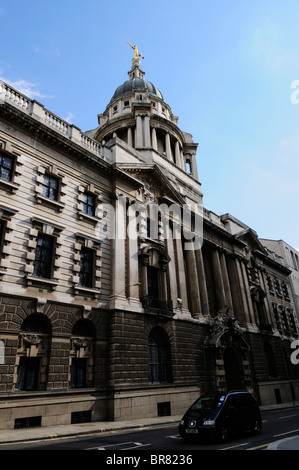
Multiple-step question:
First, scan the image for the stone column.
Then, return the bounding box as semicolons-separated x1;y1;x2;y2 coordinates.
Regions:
260;269;274;327
234;257;251;324
127;126;133;147
175;141;181;167
174;238;190;316
135;114;143;147
240;260;256;324
165;236;178;308
127;203;141;309
144;115;151;147
191;152;198;179
185;248;202;318
151;126;157;150
219;251;234;315
195;248;210;316
109;194;127;309
211;248;226;311
165;132;172;161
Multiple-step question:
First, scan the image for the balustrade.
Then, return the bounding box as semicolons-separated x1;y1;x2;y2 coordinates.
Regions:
0;79;105;161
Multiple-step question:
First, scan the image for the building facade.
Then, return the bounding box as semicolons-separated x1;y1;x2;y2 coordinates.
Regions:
260;239;299;322
0;54;298;429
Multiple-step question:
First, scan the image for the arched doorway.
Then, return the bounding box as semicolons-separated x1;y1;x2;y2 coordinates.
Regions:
223;347;244;391
204;311;252;392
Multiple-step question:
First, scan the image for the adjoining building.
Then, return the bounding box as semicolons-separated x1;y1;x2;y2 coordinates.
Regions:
260;239;299;325
0;52;298;430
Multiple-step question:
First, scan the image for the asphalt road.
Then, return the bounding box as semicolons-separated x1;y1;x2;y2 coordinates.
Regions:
1;407;299;452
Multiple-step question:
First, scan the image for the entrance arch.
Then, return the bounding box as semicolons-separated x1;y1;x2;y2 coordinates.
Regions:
223;346;244;391
204;311;252;392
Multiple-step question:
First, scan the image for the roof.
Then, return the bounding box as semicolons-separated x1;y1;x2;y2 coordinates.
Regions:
109;77;164;104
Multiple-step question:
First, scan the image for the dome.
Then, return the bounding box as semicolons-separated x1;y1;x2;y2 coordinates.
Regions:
110;77;164;104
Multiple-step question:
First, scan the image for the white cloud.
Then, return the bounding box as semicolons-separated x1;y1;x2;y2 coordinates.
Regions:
251;18;299;73
64;112;74;123
33;39;61;59
0;76;52;101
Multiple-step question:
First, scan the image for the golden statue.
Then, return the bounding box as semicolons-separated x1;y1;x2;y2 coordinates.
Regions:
127;41;144;61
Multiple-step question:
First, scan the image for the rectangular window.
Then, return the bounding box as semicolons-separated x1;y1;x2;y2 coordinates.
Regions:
157;402;171;417
33;235;54;279
83;192;95;216
70;358;87;388
16;357;40;391
147;266;159;299
0;152;14;181
79;247;94;288
71;410;91;424
42;174;59;201
14;416;41;429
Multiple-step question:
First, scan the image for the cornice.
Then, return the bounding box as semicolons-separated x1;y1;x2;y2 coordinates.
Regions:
0;102;111;173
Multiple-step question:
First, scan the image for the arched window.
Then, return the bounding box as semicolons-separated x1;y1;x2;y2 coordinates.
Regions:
21;314;50;334
148;327;172;384
15;314;50;391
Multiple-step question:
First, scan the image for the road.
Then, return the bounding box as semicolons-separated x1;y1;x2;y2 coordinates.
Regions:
1;407;299;451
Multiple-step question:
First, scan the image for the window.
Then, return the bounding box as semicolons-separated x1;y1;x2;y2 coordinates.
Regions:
77;185;100;223
73;233;101;296
35;166;66;211
21;314;49;333
70;319;94;389
0;152;14;181
0;206;18;275
147;266;159;299
25;217;63;286
33;235;54;279
15;314;50;392
83;192;95;216
148;327;171;384
185;159;192;174
42;174;59;201
70;358;87;388
79;247;94;288
16;357;40;391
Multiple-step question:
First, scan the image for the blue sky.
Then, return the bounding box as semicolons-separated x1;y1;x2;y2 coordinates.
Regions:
0;0;298;250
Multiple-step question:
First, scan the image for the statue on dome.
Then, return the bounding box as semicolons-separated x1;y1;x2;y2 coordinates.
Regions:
127;41;144;63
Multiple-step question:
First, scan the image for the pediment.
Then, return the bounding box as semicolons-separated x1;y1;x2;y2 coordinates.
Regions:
114;162;185;206
235;228;267;255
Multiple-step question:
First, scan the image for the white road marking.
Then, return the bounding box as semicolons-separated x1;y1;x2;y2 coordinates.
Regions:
87;441;151;450
221;442;249;450
274;428;299;438
278;414;297;419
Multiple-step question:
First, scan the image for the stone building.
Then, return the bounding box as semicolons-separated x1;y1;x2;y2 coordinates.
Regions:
260;239;299;322
0;53;298;429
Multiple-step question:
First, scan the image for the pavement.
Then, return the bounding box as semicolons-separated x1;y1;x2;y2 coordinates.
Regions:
0;404;299;450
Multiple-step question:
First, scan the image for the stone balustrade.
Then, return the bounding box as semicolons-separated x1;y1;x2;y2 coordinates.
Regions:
0;80;30;111
0;79;106;161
